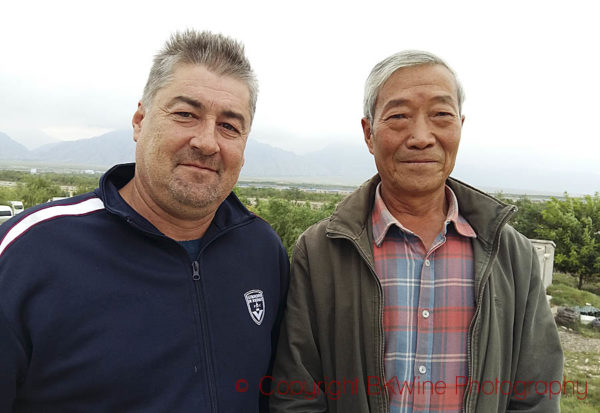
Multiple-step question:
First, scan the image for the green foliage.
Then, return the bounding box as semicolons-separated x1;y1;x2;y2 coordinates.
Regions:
0;187;18;205
16;176;66;208
0;170;101;187
250;198;337;254
73;183;99;196
233;185;345;255
547;283;600;308
553;272;580;289
507;197;545;239
501;194;600;289
46;173;100;188
236;186;345;204
0;170;29;182
549;272;600;309
537;195;600;289
0;171;101;208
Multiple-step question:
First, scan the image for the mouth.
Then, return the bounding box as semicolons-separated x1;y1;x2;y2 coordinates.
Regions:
400;160;438;164
179;163;218;173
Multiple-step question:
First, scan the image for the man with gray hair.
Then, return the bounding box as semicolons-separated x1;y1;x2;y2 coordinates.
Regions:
0;30;288;412
271;51;562;412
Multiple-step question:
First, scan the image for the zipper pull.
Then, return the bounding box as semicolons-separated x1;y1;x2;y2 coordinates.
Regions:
192;261;200;281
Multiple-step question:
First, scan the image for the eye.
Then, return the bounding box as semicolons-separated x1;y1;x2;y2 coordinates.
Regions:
386;113;407;121
174;112;194;118
435;112;454;117
219;122;240;133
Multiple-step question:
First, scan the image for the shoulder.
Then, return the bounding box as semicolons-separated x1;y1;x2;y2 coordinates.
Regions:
220;193;285;248
295;217;332;250
0;193;105;259
492;224;538;288
247;212;286;248
498;223;535;257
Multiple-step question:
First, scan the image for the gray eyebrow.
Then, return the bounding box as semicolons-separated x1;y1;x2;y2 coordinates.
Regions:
380;95;457;114
167;95;248;130
166;96;204;109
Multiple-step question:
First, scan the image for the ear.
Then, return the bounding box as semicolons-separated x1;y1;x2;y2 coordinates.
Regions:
132;102;146;143
361;117;375;155
461;114;465;126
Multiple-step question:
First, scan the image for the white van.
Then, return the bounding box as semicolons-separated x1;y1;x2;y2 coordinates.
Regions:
9;201;24;215
0;205;14;224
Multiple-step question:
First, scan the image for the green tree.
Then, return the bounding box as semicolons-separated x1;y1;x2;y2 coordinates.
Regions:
537;194;600;289
16;176;66;208
251;198;336;254
509;197;545;239
0;187;17;204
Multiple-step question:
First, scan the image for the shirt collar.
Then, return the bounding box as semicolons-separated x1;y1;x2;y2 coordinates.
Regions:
372;183;477;247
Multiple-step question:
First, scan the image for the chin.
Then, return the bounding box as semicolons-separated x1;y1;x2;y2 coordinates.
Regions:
390;179;443;195
170;182;222;208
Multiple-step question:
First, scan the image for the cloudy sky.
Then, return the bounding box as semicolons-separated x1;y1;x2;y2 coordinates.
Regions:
1;0;599;194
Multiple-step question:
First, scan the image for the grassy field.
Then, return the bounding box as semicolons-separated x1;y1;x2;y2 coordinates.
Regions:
548;272;600;308
550;272;600;412
561;350;600;412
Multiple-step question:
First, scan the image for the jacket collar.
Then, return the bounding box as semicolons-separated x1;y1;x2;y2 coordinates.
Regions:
95;163;255;237
372;183;477;247
445;177;516;248
327;174;515;252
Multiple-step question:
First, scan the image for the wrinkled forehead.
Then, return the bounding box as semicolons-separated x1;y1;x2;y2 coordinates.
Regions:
154;63;254;118
376;64;460;110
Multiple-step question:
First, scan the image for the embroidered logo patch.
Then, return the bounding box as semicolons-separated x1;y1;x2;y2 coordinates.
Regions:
244;289;265;325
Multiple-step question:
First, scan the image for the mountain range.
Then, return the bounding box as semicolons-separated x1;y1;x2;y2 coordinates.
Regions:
0;130;377;185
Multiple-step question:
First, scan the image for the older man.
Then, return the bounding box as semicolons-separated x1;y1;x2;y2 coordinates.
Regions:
0;30;288;412
271;51;562;412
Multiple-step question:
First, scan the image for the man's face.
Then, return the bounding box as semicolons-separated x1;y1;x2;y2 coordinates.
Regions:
362;64;464;199
132;63;251;218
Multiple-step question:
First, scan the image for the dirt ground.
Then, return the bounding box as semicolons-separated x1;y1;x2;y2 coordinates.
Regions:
559;328;600;353
559;326;600;395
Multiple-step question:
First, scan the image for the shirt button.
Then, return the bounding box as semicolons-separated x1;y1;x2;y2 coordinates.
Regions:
418;365;427;374
422;310;430;318
424;259;431;267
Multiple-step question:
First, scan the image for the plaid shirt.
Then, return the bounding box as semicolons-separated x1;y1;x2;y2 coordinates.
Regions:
372;184;477;413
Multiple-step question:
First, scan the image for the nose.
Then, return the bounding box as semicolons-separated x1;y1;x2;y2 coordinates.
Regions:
189;120;220;155
406;114;435;149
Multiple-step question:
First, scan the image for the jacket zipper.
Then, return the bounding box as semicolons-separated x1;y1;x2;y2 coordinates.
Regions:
121;214;255;413
327;232;389;413
463;205;516;413
186;219;255;413
192;260;218;412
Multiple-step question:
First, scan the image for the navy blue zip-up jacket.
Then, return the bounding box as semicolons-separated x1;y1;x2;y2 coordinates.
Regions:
0;164;289;413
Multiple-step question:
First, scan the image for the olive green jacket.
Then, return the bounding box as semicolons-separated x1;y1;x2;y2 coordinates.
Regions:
270;175;563;412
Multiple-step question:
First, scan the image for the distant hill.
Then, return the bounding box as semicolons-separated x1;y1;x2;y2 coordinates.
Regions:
30;130;135;166
3;129;59;150
0;130;375;185
242;139;376;184
0;132;29;159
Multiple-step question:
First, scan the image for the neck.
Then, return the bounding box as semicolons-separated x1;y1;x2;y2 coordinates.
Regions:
380;182;448;249
118;179;215;241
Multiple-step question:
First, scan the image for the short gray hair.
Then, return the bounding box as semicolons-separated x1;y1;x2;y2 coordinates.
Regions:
363;50;464;122
141;29;258;122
